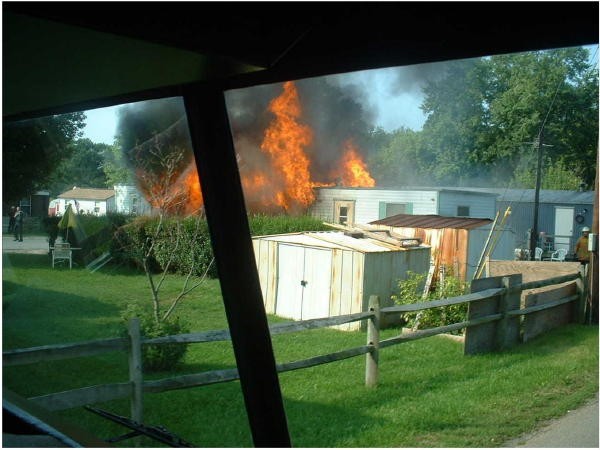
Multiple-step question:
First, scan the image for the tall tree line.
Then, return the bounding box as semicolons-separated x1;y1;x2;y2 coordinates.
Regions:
3;47;597;205
367;46;598;190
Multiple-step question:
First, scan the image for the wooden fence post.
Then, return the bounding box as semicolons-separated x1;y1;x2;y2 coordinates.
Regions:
128;318;143;424
365;295;380;388
495;275;522;350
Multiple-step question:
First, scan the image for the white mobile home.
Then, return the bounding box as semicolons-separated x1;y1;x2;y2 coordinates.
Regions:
310;187;498;226
114;184;152;215
252;231;430;330
56;187;115;216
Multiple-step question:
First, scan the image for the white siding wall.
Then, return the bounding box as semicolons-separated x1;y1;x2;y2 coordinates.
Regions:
311;188;439;224
114;184;152;215
438;191;496;219
56;198;113;215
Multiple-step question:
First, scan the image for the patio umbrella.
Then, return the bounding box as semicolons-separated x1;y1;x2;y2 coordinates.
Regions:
57;204;86;243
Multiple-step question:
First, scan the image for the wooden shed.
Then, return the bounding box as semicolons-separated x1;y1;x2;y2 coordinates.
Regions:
252;231;430;330
370;214;515;282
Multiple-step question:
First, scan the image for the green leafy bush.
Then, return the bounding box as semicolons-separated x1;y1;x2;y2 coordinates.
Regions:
121;304;189;372
248;214;333;236
392;269;470;333
112;214;333;277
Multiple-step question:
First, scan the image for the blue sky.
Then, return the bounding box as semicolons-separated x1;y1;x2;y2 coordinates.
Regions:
82;45;599;145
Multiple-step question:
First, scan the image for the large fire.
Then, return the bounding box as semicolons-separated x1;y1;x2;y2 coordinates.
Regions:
145;81;376;214
260;81;315;210
333;140;376;187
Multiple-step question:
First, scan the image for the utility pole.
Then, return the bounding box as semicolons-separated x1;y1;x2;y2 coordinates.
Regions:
528;132;553;260
529;132;543;260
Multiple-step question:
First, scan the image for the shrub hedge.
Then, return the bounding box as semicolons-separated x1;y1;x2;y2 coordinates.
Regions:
112;214;333;278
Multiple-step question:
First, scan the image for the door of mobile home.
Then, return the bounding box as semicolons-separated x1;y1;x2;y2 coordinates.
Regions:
554;206;574;252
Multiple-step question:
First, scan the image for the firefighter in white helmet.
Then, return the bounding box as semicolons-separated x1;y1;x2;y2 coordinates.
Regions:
575;226;590;265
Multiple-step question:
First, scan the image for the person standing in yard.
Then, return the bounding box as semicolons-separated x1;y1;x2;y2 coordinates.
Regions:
575;227;590;265
13;206;23;242
7;206;16;232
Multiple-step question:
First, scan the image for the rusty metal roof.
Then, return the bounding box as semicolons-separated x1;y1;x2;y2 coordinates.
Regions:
370;214;492;230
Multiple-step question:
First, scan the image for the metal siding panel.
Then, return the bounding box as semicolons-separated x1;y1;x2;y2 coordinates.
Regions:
254;240;269;312
456;229;469;280
276;244;305;320
266;241;278;313
314;188;439;224
352;253;364;314
302;248;333;320
438;191;496;218
371;214;493;229
340;250;355;317
330;249;343;317
362;253;381;310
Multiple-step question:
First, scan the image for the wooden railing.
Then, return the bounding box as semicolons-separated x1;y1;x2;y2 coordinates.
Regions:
3;268;586;426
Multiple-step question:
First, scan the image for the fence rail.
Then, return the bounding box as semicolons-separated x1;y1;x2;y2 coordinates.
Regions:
4;268;587;427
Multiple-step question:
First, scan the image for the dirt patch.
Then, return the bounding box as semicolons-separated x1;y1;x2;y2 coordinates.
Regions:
489;260;582;296
489;260;581;283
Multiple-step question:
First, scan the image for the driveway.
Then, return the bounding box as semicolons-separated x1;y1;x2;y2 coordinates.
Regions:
2;234;50;255
503;393;599;448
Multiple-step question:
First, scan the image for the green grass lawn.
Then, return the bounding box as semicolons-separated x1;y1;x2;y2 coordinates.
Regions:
3;253;598;447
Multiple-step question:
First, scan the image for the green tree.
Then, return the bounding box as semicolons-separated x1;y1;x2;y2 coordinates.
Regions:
102;139;134;186
47;138;111;195
3;113;86;203
418;47;598;187
419;58;487;185
368;127;426;186
514;157;586;190
478;47;598;187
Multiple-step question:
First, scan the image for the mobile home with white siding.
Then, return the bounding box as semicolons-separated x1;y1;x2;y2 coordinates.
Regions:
252;231;430;330
310;187;498;226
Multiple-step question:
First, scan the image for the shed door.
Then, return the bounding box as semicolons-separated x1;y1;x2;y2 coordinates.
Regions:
276;245;304;319
276;245;332;320
302;248;332;320
555;207;574;252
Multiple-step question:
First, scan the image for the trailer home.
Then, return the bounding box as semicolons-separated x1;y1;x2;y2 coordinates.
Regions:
310;187;498;226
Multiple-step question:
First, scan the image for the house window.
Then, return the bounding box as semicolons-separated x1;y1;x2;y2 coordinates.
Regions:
94;201;101;214
334;200;355;226
386;203;407;217
457;206;470;217
379;202;413;219
339;206;349;225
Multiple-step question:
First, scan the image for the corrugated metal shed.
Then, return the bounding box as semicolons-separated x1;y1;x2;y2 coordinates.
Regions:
369;214;514;281
252;231;430;330
371;214;493;230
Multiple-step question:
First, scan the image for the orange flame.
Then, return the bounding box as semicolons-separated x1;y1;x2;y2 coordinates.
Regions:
260;81;315;210
334;140;376;187
180;164;203;214
138;81;377;215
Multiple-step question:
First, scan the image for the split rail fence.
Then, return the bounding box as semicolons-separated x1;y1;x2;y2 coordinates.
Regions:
3;268;587;426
